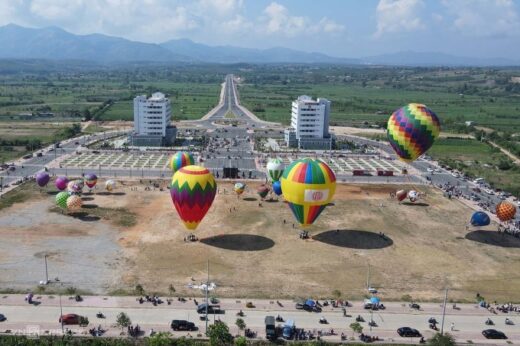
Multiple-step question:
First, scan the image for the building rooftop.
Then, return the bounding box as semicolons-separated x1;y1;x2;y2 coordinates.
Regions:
149;92;166;101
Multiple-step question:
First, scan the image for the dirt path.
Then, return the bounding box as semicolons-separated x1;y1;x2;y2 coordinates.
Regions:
488;141;520;164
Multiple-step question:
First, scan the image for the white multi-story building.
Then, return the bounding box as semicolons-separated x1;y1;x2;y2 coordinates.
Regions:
285;95;333;149
131;92;176;146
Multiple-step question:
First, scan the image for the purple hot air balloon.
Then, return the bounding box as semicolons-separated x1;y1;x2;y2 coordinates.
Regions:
55;176;69;191
35;172;50;187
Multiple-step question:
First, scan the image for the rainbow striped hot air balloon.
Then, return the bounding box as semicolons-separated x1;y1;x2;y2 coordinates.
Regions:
387;103;441;162
169;151;195;173
170;165;217;230
281;158;336;227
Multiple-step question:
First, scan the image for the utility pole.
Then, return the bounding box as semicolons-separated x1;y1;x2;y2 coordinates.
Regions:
44;254;49;284
440;288;448;335
59;283;64;335
205;259;209;334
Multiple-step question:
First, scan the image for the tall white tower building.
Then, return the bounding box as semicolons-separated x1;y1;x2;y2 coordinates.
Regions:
285;95;332;149
131;92;176;146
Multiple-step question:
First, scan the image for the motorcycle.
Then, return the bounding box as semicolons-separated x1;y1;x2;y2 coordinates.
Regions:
275;315;284;322
236;310;244;317
319;317;328;324
96;312;105;319
485;318;494;325
355;315;364;322
505;318;514;325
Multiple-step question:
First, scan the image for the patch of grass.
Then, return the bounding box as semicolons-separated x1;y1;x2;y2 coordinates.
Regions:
224;111;236;119
428;138;498;161
49;204;137;227
0;182;44;211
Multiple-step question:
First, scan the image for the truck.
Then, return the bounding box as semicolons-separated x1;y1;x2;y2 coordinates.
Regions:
265;316;276;340
352;169;366;176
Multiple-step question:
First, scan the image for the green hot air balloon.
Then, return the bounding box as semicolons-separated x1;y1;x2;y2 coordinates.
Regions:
56;191;69;209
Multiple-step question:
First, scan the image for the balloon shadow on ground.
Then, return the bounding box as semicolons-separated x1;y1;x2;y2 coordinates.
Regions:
313;230;393;249
81;204;98;209
46;191;59;195
96;192;126;196
242;197;258;202
81;196;94;201
401;202;430;207
265;199;279;203
68;212;100;222
465;230;520;248
200;234;275;251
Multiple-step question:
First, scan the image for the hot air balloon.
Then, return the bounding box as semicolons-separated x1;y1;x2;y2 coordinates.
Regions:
84;173;97;189
55;191;69;209
396;189;408;202
234;182;246;196
75;179;85;191
267;158;284;182
387;103;441;162
66;195;82;211
105;179;116;192
470;211;491;227
55;176;69;191
169;151;195;173
496;201;516;222
408;190;419;203
272;180;282;196
257;185;270;200
170;165;217;230
35;172;50;187
67;180;81;195
280;158;336;227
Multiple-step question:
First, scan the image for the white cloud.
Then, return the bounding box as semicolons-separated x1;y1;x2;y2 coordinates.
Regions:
261;2;345;37
441;0;520;37
374;0;424;38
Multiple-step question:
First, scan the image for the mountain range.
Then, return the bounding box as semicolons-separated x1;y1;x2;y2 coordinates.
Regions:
0;24;518;66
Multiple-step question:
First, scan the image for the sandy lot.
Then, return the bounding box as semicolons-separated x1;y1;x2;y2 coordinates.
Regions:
1;180;520;302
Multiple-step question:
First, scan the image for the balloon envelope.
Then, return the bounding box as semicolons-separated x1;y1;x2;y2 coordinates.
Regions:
387;103;441;162
170;165;217;230
257;185;270;199
496;201;516;222
35;172;50;187
234;182;246;195
396;189;408;202
105;180;116;191
55;191;69;209
169;151;195;173
280;158;336;227
55;176;69;191
66;195;82;210
84;173;97;189
470;211;491;227
408;190;419;202
267;158;284;182
67;180;81;194
272;180;282;196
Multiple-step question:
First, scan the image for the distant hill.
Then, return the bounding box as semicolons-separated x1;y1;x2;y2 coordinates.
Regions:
0;24;185;62
160;39;359;64
0;24;518;66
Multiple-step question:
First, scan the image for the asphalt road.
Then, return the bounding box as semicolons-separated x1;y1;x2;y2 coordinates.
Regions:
0;296;517;344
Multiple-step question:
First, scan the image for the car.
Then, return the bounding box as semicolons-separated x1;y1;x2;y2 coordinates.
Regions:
171;320;197;331
426;168;434;173
59;314;80;325
0;313;6;322
397;327;421;337
482;329;507;339
196;303;222;314
36;152;43;157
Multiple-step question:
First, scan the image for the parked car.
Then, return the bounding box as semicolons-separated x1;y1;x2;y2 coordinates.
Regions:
59;314;80;325
397;327;421;337
482;329;507;339
196;303;222;314
0;313;6;322
171;320;197;331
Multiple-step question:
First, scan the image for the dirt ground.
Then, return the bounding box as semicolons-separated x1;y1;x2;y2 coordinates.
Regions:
1;180;520;302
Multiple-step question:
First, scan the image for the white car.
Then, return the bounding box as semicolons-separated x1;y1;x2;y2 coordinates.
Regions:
451;172;459;178
427;168;434;173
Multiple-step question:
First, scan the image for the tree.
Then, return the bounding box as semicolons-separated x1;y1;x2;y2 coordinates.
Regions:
116;312;131;331
350;322;363;335
147;332;172;346
332;289;342;299
234;336;247;346
428;333;456;346
235;318;246;335
208;321;233;346
135;284;145;296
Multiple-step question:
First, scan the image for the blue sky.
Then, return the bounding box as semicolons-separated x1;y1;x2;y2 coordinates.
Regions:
1;0;519;58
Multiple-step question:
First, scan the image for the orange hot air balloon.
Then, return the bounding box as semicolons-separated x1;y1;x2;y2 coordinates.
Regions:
496;201;516;222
